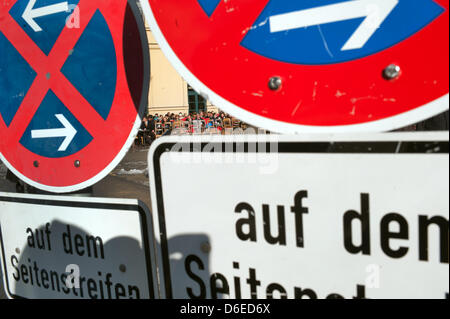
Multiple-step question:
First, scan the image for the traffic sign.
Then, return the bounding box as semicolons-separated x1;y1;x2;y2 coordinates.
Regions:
0;193;157;299
148;134;449;298
140;0;449;133
0;0;149;192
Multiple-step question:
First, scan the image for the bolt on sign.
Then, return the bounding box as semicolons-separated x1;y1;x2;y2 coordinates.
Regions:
0;0;149;193
0;193;157;299
148;133;449;299
140;0;449;133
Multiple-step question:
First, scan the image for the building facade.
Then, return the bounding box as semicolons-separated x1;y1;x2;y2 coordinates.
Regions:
146;27;218;115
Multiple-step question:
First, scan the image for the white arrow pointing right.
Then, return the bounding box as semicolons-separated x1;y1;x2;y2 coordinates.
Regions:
22;0;69;32
269;0;399;51
31;114;77;152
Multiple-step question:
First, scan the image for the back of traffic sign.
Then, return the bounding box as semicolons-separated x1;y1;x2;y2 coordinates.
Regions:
0;0;149;192
140;0;449;133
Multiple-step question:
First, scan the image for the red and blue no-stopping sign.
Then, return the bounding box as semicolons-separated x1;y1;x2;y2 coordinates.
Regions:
140;0;449;133
0;0;149;192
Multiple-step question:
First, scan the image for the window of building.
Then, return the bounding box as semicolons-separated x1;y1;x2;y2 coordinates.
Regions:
188;85;207;114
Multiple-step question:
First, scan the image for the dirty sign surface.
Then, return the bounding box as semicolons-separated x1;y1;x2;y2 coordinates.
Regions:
0;0;149;193
141;0;449;133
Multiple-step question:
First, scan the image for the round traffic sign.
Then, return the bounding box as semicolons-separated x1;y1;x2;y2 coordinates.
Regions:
0;0;149;192
140;0;449;133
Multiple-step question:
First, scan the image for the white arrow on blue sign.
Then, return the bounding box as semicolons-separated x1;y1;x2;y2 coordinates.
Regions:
22;0;69;32
31;114;77;152
239;0;445;64
269;0;399;51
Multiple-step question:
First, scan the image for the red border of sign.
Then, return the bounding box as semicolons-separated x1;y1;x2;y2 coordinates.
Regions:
0;0;149;192
141;0;449;133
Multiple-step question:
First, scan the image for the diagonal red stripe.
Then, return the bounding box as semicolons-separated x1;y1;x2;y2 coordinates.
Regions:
1;0;109;140
0;112;6;131
51;73;109;137
47;0;97;71
0;13;48;74
6;73;50;144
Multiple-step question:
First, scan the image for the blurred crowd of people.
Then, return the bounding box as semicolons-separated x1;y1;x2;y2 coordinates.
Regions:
136;111;250;146
136;110;449;146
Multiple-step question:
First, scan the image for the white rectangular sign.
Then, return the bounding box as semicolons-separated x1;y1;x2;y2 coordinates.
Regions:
149;133;449;299
0;193;157;299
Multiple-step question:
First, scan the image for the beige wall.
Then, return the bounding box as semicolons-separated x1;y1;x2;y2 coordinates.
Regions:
146;28;218;115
